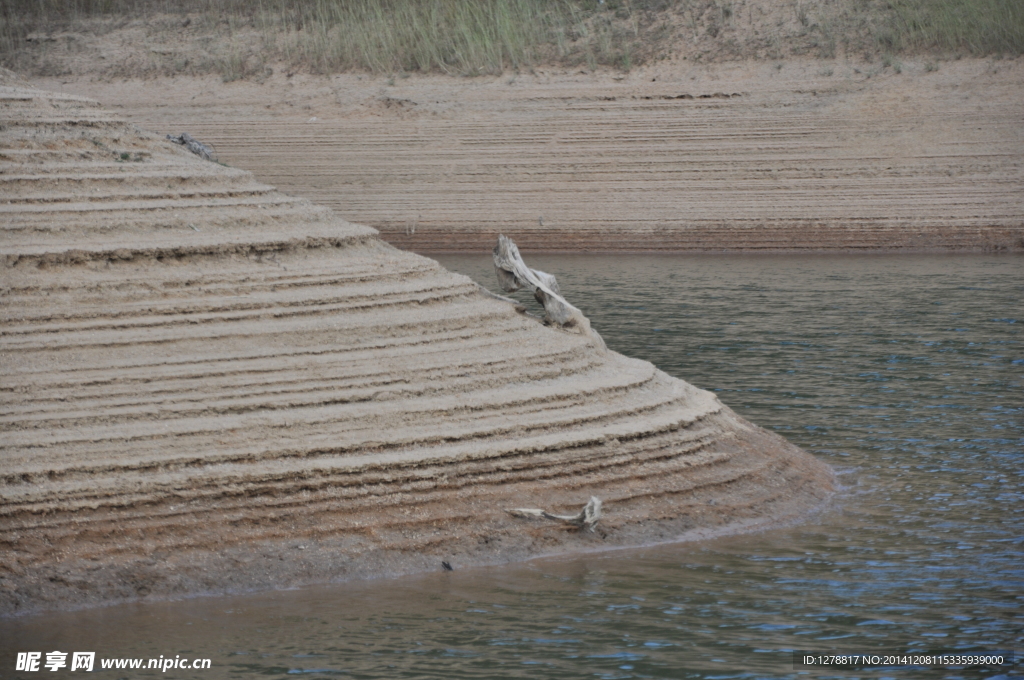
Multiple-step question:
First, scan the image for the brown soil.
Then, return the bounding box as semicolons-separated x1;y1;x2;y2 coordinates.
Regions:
38;56;1024;253
0;72;835;617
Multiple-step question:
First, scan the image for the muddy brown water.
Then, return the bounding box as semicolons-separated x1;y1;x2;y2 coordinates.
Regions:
2;254;1021;679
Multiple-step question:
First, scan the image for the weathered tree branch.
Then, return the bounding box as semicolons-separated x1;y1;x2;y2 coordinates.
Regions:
492;235;606;351
166;133;214;161
509;496;603;531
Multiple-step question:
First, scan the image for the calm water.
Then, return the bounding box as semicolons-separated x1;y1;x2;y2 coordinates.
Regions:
3;255;1021;679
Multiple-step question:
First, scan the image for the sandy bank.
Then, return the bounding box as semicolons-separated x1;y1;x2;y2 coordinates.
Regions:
0;72;837;617
40;57;1024;253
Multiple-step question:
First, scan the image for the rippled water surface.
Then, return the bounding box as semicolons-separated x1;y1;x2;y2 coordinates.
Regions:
3;255;1021;679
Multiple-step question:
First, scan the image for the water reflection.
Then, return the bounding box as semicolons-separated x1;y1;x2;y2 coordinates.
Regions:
2;255;1021;679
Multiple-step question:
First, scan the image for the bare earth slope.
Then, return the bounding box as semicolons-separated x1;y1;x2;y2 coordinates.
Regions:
44;58;1024;253
0;75;834;616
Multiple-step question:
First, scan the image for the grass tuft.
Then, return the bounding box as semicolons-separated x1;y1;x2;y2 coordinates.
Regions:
882;0;1024;54
286;0;562;75
1;0;654;76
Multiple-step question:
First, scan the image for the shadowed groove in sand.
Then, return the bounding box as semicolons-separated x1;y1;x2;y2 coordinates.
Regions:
0;72;835;616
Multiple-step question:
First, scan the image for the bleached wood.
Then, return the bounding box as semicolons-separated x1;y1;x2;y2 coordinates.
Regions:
492;235;606;351
509;496;603;531
166;133;214;161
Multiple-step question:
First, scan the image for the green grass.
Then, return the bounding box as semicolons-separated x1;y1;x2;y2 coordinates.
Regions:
285;0;564;74
0;0;640;76
881;0;1024;55
275;0;645;75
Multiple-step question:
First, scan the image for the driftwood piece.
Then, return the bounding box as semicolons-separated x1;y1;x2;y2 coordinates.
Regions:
509;496;603;531
492;235;606;351
166;133;214;161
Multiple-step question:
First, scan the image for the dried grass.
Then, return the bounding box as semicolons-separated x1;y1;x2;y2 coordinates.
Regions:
1;0;1020;80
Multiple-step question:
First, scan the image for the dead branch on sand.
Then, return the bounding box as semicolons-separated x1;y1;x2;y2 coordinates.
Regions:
493;234;606;351
509;496;603;531
166;133;214;161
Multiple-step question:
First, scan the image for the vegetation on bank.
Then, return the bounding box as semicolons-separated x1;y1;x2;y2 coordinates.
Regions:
883;0;1023;55
1;0;1021;79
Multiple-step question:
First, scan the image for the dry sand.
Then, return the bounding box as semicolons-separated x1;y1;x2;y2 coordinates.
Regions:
0;71;834;616
39;57;1024;253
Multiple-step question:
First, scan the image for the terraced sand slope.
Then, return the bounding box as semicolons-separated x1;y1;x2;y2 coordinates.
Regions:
0;75;834;616
51;58;1024;253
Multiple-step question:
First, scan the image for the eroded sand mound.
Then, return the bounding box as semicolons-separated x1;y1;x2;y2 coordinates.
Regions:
0;76;834;615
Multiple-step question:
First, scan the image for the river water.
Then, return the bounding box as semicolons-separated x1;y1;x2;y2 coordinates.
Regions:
3;255;1021;679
